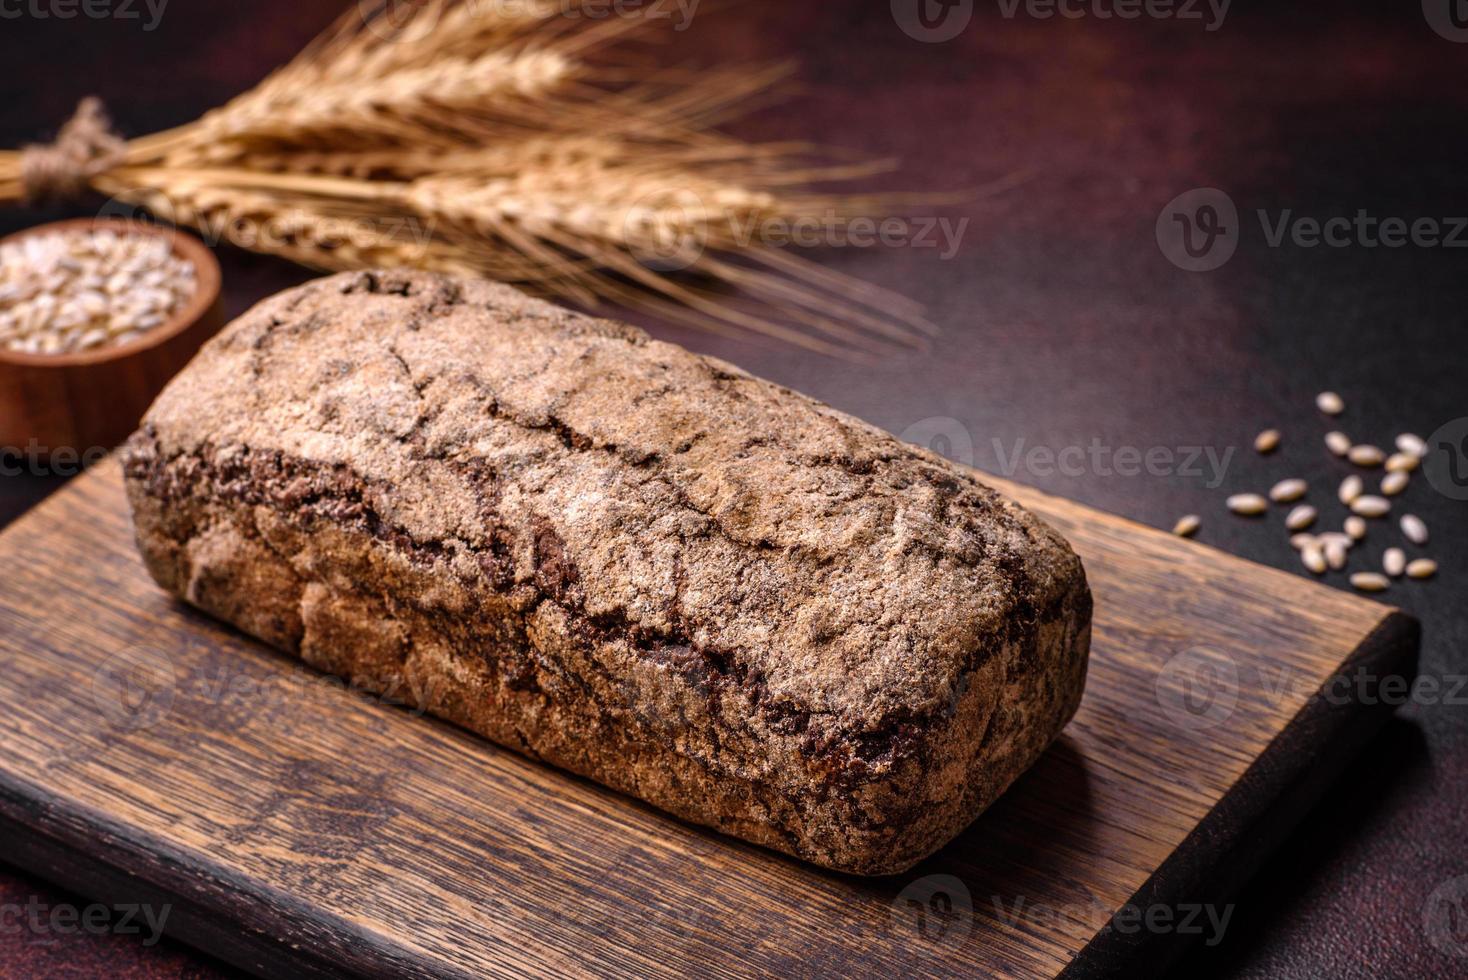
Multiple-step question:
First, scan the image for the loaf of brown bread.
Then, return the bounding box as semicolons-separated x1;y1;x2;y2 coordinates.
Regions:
122;270;1091;874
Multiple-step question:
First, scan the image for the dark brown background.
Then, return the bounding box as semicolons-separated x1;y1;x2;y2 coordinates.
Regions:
1;1;1465;976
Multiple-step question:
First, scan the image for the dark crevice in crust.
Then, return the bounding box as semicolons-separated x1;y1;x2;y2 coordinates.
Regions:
122;430;950;795
385;338;1010;569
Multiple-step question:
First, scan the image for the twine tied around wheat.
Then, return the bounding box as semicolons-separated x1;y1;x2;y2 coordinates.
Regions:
20;99;127;204
0;1;939;358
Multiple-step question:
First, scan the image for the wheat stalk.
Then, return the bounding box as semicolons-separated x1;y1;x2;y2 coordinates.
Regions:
0;0;937;356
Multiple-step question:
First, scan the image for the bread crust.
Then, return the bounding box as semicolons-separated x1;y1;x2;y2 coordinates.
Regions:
122;270;1091;874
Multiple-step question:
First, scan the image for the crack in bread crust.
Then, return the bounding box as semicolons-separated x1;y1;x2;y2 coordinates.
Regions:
121;269;1092;874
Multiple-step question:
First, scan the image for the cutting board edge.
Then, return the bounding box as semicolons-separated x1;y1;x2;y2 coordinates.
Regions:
1060;608;1421;977
0;456;1426;979
0;610;1422;980
0;764;462;980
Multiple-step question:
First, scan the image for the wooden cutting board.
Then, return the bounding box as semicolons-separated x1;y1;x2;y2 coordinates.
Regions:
0;459;1417;979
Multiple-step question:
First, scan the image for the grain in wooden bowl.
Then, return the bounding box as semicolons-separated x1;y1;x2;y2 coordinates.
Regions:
0;217;222;457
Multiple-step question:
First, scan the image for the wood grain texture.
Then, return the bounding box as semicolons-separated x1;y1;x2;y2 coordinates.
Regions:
0;459;1417;978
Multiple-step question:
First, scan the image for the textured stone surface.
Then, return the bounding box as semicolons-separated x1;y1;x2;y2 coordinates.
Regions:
121;269;1091;874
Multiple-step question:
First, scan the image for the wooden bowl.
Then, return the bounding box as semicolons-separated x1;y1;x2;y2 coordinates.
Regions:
0;218;224;457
